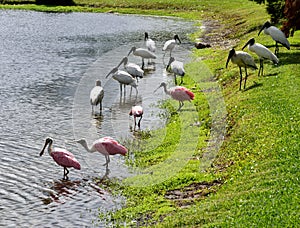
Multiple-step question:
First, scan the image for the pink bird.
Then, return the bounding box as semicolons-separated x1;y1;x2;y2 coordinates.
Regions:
154;82;195;111
129;105;143;130
40;138;81;180
75;137;128;169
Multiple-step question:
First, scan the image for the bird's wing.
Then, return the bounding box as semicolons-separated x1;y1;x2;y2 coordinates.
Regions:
100;139;128;156
51;151;81;170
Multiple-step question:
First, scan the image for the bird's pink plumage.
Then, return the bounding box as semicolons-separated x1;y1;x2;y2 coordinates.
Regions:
51;149;81;170
170;86;194;101
93;137;128;156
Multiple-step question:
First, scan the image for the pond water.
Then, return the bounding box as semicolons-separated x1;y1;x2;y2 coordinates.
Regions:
0;10;196;226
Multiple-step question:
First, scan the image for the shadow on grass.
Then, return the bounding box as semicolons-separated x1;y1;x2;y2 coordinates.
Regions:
244;81;263;91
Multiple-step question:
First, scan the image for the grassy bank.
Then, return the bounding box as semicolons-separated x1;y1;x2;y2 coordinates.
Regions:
2;0;299;226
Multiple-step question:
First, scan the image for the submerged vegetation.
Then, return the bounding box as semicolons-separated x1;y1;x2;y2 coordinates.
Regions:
1;0;299;226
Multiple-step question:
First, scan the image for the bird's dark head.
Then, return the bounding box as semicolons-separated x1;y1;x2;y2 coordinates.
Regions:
258;21;271;36
166;57;175;70
242;38;255;50
40;137;53;156
226;48;236;68
127;46;136;56
174;34;181;44
95;80;101;86
144;32;149;41
154;82;167;93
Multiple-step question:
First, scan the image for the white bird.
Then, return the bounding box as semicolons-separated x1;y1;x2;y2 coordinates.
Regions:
242;38;279;76
162;34;181;58
166;57;185;85
226;48;258;90
90;80;104;113
144;32;156;53
106;67;138;96
117;56;144;82
258;21;290;56
127;46;157;69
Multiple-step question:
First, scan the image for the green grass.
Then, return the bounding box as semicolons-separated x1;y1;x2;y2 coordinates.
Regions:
2;0;299;226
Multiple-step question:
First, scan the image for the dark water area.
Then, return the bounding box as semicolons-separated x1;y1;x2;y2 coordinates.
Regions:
0;10;196;226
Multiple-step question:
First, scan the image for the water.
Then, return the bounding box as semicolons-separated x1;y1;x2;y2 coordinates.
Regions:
0;10;195;226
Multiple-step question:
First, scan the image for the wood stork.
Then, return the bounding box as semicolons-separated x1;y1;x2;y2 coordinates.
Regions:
117;56;144;82
258;21;290;56
127;46;157;69
226;48;258;90
162;34;181;58
242;38;279;76
75;137;127;169
106;67;138;96
166;57;185;85
129;105;143;130
90;80;104;114
154;82;194;111
144;32;156;53
40;138;81;180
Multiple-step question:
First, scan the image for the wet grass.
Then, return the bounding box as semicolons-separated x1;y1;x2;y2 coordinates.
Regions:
2;0;300;226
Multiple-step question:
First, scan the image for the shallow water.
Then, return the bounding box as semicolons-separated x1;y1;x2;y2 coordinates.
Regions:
0;10;195;226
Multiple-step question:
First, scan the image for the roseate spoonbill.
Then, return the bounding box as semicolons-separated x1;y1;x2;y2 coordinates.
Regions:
242;38;279;76
226;48;258;90
129;105;143;130
166;57;185;85
40;138;81;180
258;21;290;56
127;46;157;69
162;34;181;58
154;82;194;111
106;67;138;96
90;80;104;113
117;57;144;82
75;137;128;169
144;32;156;53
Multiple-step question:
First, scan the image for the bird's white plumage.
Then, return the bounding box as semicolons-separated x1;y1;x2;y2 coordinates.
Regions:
90;86;104;105
230;51;257;69
248;43;279;63
264;26;290;49
163;39;176;51
112;70;137;87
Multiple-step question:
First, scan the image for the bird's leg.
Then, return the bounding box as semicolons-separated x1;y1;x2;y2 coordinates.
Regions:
100;102;102;112
124;84;126;97
239;67;243;91
258;59;263;76
142;58;145;69
63;167;69;180
92;105;94;114
177;101;184;111
134;116;137;131
244;67;248;89
119;84;122;96
174;74;178;85
180;77;183;85
138;116;142;129
261;60;264;76
275;42;279;56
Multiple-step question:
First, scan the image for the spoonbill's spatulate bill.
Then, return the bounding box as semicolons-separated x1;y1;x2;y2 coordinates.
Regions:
258;21;290;56
226;48;258;90
75;137;128;169
40;138;81;180
242;38;279;76
154;82;194;111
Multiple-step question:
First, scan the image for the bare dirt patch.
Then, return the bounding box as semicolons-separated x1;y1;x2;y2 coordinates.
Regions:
165;179;222;208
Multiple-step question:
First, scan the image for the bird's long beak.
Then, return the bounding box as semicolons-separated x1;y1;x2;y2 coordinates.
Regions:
153;84;162;93
127;47;133;56
105;68;116;78
116;58;124;69
177;36;181;44
225;54;231;69
258;24;265;36
242;40;250;50
40;140;49;156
